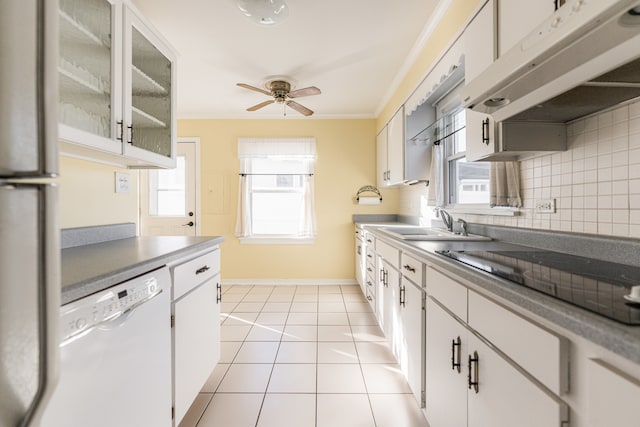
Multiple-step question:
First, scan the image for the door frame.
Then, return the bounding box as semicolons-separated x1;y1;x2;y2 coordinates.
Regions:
179;137;201;236
138;137;201;235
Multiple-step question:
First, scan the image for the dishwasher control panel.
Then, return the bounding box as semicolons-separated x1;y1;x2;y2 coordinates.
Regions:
60;272;163;345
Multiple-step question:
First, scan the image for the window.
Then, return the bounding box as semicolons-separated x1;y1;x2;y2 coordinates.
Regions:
437;87;490;207
235;138;317;243
148;155;186;216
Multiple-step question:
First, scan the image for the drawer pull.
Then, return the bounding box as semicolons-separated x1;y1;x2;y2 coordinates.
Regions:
451;336;461;373
195;266;210;275
468;351;479;393
399;285;406;307
216;282;222;303
403;264;416;273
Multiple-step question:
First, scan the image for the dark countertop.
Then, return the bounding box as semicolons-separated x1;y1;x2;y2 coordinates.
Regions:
357;221;640;365
61;235;224;305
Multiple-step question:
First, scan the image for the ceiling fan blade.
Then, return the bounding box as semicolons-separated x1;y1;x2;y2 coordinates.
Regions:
237;83;272;96
247;100;275;111
286;100;314;116
288;86;321;98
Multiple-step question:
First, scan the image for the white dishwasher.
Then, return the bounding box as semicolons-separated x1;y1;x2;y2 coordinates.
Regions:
42;267;172;427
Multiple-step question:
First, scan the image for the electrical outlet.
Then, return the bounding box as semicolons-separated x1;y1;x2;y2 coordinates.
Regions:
535;198;555;213
115;172;130;193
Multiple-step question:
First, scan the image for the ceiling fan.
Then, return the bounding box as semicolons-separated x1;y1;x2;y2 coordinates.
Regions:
236;80;321;116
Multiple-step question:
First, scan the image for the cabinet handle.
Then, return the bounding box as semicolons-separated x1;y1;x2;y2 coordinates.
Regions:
384;270;388;287
366;238;372;243
379;268;385;282
216;282;222;303
367;267;373;273
357;245;362;255
399;285;406;307
481;118;490;145
468;351;479;393
403;264;416;273
367;295;372;301
127;124;133;144
451;336;461;373
195;265;210;275
367;253;373;259
117;120;124;141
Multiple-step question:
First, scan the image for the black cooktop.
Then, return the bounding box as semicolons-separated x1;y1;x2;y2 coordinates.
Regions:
436;249;640;325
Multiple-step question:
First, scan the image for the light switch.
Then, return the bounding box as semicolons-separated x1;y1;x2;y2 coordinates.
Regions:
115;172;130;193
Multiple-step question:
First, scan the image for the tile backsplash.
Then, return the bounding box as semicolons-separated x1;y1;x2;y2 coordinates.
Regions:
400;99;640;239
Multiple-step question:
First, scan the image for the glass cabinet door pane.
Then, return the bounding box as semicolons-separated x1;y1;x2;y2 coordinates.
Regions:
131;28;172;158
58;0;112;138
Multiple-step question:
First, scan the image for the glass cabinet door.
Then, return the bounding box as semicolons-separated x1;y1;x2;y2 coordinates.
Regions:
130;28;172;157
58;0;115;142
125;9;174;165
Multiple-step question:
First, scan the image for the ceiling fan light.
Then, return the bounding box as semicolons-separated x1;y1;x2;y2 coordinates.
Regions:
235;0;289;26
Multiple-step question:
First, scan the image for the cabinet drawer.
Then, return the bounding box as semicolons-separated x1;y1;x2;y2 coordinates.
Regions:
587;358;640;427
426;267;467;321
400;252;424;287
468;290;569;395
376;240;400;268
173;249;220;300
366;246;376;267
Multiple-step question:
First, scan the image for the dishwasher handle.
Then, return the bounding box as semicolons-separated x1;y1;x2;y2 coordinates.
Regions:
60;287;164;347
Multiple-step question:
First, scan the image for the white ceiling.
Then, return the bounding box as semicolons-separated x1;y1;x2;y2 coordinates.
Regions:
131;0;440;119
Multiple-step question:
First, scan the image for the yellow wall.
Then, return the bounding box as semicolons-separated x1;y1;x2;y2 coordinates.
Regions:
179;118;399;281
377;0;482;131
58;156;139;229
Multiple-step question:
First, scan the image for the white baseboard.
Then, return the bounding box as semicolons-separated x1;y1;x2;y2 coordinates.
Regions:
221;278;358;286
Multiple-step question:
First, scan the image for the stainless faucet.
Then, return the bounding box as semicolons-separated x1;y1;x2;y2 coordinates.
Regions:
434;207;453;232
457;218;468;236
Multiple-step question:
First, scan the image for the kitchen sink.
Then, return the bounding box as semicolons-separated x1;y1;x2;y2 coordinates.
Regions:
380;226;492;241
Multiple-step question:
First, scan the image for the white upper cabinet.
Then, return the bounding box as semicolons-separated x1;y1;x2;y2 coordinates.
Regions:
58;0;122;155
463;0;497;162
59;0;176;168
376;126;388;188
387;107;406;187
464;0;496;83
497;0;556;57
122;6;176;167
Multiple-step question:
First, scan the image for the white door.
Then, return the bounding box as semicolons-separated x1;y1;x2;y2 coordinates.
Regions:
140;141;198;235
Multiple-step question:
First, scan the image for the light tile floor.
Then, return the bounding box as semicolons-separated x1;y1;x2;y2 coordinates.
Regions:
179;284;428;427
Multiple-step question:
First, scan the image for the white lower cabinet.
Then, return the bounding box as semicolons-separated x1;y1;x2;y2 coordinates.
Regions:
170;248;221;425
173;276;220;424
425;297;468;427
380;259;399;348
425;267;569;427
466;332;568;427
399;277;425;406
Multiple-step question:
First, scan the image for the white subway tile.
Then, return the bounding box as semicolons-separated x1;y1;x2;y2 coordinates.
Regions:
612;105;629;123
612;210;629;224
612;179;629;195
612;167;629;182
598;168;612;182
598;126;613;143
629;100;640;118
598;223;613;235
612;223;629;237
598;181;612;195
585;115;599;132
611;136;629;152
598;111;613;128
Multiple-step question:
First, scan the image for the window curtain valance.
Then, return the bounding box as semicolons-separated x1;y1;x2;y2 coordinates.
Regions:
237;137;317;160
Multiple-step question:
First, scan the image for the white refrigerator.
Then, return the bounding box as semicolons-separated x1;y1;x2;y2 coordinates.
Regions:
0;0;61;426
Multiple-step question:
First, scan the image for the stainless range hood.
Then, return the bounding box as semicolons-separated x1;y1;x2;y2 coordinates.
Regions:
462;0;640;124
